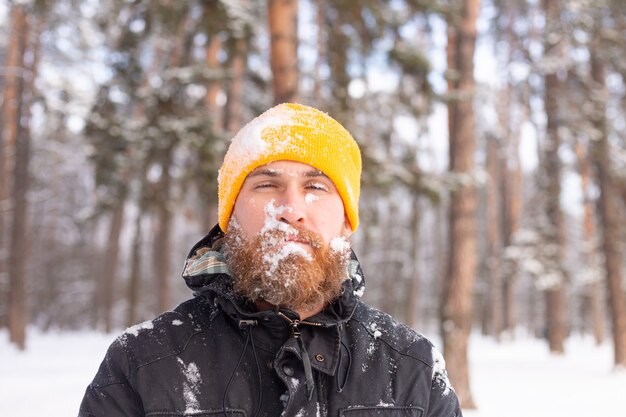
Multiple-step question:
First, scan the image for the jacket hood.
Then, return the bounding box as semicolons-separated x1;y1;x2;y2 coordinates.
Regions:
181;224;366;326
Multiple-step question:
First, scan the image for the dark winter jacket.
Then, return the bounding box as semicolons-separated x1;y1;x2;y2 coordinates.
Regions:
79;226;462;417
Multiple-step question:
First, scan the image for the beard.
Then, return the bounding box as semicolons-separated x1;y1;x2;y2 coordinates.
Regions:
223;222;351;314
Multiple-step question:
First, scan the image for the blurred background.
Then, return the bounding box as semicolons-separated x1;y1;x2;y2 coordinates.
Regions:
1;0;626;413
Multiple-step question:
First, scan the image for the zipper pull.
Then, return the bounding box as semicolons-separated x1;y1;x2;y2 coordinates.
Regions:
290;320;301;339
278;311;301;339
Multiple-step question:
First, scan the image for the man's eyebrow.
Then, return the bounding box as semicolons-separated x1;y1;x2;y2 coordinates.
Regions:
304;169;328;178
248;169;281;178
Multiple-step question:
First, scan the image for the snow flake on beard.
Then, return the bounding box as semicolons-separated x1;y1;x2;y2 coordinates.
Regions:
330;235;351;253
262;241;312;277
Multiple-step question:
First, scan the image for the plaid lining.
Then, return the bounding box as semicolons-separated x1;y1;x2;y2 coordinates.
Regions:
183;251;230;277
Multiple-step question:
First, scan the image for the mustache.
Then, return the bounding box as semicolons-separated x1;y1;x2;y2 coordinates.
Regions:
259;226;323;249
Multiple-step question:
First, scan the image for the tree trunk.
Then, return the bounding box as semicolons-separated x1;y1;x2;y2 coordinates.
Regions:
498;1;523;338
574;141;604;345
501;139;522;336
204;34;223;126
326;9;350;113
0;5;28;332
8;119;31;350
268;0;299;104
312;0;325;103
485;136;503;339
589;47;626;367
153;146;174;313
201;34;222;232
405;194;421;329
126;209;143;327
380;195;396;316
542;0;567;354
225;37;246;134
4;5;29;350
101;190;127;333
441;0;480;409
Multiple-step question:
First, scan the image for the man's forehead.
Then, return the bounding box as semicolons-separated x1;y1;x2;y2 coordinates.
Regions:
247;161;328;178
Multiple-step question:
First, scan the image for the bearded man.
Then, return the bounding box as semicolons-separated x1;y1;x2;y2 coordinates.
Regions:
80;103;462;417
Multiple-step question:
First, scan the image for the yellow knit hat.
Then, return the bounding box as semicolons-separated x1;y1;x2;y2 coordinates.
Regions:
218;103;361;233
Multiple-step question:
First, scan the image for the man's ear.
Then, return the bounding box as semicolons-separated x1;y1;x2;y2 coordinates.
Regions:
343;215;353;238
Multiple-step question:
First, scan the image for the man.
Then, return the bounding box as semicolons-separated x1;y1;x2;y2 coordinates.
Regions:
80;103;462;417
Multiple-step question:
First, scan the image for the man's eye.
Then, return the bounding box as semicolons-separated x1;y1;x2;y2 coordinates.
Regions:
307;182;328;191
254;182;276;189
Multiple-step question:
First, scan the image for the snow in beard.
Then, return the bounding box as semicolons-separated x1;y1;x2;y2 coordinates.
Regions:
259;198;352;256
259;199;312;280
330;235;350;254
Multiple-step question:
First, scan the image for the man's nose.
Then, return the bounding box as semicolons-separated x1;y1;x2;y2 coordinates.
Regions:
278;188;306;224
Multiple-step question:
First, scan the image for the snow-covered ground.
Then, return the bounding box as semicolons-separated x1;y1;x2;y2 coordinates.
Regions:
1;329;625;416
463;334;626;417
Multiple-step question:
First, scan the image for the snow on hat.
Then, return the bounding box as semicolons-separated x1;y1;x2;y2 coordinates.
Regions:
217;102;362;233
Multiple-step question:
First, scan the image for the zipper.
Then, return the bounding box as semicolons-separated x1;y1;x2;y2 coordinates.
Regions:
276;311;323;339
276;310;318;400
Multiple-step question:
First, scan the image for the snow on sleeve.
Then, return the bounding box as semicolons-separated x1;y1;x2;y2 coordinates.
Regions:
124;320;154;337
431;346;454;396
177;357;202;413
172;319;183;326
369;322;382;339
364;322;383;359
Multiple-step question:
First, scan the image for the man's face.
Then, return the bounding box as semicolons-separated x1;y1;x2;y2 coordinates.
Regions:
225;160;352;316
232;160;351;246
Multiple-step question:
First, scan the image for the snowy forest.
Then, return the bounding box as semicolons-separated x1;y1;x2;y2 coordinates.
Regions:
1;0;626;411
